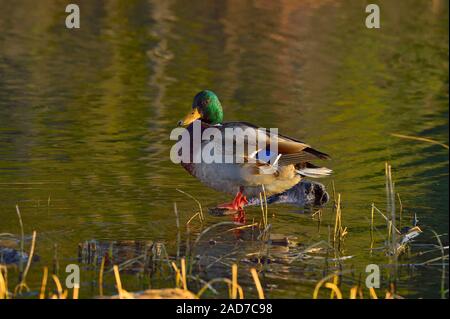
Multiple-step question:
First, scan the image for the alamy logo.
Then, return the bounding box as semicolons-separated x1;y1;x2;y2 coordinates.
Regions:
365;4;380;29
65;264;80;289
65;4;80;29
365;264;380;288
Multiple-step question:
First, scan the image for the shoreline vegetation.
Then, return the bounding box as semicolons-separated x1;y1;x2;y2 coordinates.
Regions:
1;162;448;299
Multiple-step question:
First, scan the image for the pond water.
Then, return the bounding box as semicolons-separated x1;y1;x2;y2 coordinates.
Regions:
0;0;448;298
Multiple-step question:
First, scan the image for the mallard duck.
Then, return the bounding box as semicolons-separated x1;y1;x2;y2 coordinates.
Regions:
177;90;331;222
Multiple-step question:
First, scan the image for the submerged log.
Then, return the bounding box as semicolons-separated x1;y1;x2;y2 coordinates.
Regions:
247;180;329;207
209;180;329;217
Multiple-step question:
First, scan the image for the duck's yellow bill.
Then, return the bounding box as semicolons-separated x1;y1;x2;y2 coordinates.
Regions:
178;108;201;126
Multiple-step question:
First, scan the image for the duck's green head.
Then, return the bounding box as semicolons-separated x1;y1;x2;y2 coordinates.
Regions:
178;90;223;126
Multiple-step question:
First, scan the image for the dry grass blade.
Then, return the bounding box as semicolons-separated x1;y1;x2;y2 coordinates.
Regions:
231;264;238;299
186;212;201;225
171;261;182;288
174;202;181;260
52;274;65;299
386;163;397;254
73;286;79;299
330;274;339;299
20;230;36;281
99;256;105;296
313;274;332;299
250;268;264;299
397;193;403;229
313;270;352;299
370;203;375;250
39;266;48;299
262;184;268;226
349;286;358;299
15;205;25;272
193;222;236;247
390;133;449;149
369;287;378;299
171;259;188;290
226;222;259;232
325;282;343;299
333;194;347;250
288;240;331;264
176;188;204;223
258;185;269;229
430;230;448;299
372;205;400;234
14;230;37;295
196;278;233;298
0;266;7;299
181;258;187;291
113;265;126;299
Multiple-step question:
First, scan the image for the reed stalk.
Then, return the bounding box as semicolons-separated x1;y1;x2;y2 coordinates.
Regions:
39;267;48;299
98;256;105;296
250;268;264;299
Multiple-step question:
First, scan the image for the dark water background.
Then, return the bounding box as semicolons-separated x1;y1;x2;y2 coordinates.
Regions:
0;0;448;298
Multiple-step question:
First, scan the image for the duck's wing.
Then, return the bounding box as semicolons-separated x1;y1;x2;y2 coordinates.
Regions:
218;121;330;165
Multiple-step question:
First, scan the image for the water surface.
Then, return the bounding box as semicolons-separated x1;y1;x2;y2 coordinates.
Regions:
0;0;448;298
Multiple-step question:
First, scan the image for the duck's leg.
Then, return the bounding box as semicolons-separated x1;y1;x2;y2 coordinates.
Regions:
217;187;248;223
217;188;247;211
